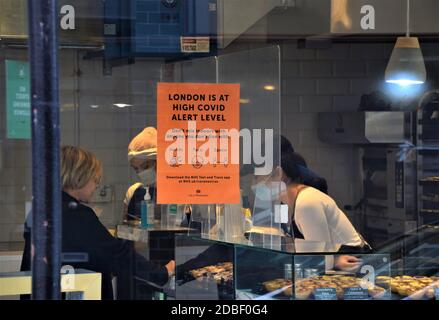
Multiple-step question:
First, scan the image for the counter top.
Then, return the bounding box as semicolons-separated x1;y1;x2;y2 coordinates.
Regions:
0;269;102;300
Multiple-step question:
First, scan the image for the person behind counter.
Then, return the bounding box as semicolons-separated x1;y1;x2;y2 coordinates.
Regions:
20;145;175;300
279;136;368;270
279;149;371;253
123;126;159;222
249;148;370;270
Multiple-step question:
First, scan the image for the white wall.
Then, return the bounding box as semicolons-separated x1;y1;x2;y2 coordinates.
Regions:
280;41;395;210
280;40;439;222
0;50;164;242
60;52;163;227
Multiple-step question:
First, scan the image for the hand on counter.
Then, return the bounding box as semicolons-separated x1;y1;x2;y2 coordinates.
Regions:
165;260;176;277
334;255;362;272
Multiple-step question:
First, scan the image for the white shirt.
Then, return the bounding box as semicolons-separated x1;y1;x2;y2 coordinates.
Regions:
294;187;363;253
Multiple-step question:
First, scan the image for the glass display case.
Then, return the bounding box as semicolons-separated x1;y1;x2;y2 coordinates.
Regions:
234;246;392;300
175;234;439;300
234;243;293;300
175;235;235;300
291;254;391;301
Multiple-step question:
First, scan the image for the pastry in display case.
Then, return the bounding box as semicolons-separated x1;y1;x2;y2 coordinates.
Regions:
189;262;234;283
291;254;392;300
234;243;294;300
235;251;392;300
388;275;439;299
373;224;439;300
174;234;439;300
294;275;387;300
175;235;235;300
262;279;293;297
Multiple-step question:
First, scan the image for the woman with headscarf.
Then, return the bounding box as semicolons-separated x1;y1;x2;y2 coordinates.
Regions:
123;127;159;222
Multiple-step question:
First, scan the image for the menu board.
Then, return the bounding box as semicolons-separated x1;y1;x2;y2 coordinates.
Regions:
157;82;240;204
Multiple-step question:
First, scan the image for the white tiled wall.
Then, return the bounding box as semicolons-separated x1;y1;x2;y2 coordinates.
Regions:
0;50;164;242
280;41;394;215
62;53;163;227
280;39;438;221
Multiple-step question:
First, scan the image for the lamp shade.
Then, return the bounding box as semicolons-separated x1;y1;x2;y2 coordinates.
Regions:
385;37;426;86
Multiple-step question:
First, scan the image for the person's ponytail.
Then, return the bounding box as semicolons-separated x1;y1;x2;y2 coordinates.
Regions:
281;150;328;194
297;165;328;194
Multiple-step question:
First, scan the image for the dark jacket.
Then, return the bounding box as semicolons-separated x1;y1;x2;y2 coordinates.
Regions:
21;192;169;300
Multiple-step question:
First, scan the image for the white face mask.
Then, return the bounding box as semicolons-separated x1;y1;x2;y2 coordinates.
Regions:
251;179;286;202
251;183;272;202
138;168;156;186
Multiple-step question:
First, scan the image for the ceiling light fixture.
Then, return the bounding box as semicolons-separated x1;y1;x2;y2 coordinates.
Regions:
114;103;132;108
263;85;276;91
385;0;426;86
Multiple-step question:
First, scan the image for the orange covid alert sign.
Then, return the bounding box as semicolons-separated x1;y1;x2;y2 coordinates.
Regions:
157;82;240;204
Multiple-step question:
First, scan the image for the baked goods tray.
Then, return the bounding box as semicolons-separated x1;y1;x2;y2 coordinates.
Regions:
252;281;293;300
176;262;235;299
253;275;389;300
177;271;234;287
387;275;439;300
176;274;235;300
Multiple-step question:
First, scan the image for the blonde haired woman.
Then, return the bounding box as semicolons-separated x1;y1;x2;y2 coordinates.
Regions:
21;146;174;300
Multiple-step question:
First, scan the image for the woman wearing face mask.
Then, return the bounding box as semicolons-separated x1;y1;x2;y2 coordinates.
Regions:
277;150;371;269
123;127;158;223
250;136;329;215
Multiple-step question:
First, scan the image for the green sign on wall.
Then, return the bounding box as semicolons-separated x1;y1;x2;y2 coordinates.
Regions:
6;60;31;139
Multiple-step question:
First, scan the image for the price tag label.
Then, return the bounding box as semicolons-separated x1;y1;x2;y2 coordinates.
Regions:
344;287;369;300
314;288;337;300
180;37;210;53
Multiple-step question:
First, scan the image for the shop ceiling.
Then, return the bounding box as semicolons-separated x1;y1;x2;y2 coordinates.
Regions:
229;0;439;44
0;0;103;48
1;0;439;49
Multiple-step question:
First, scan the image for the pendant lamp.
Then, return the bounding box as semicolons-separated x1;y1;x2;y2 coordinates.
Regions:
385;0;426;86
